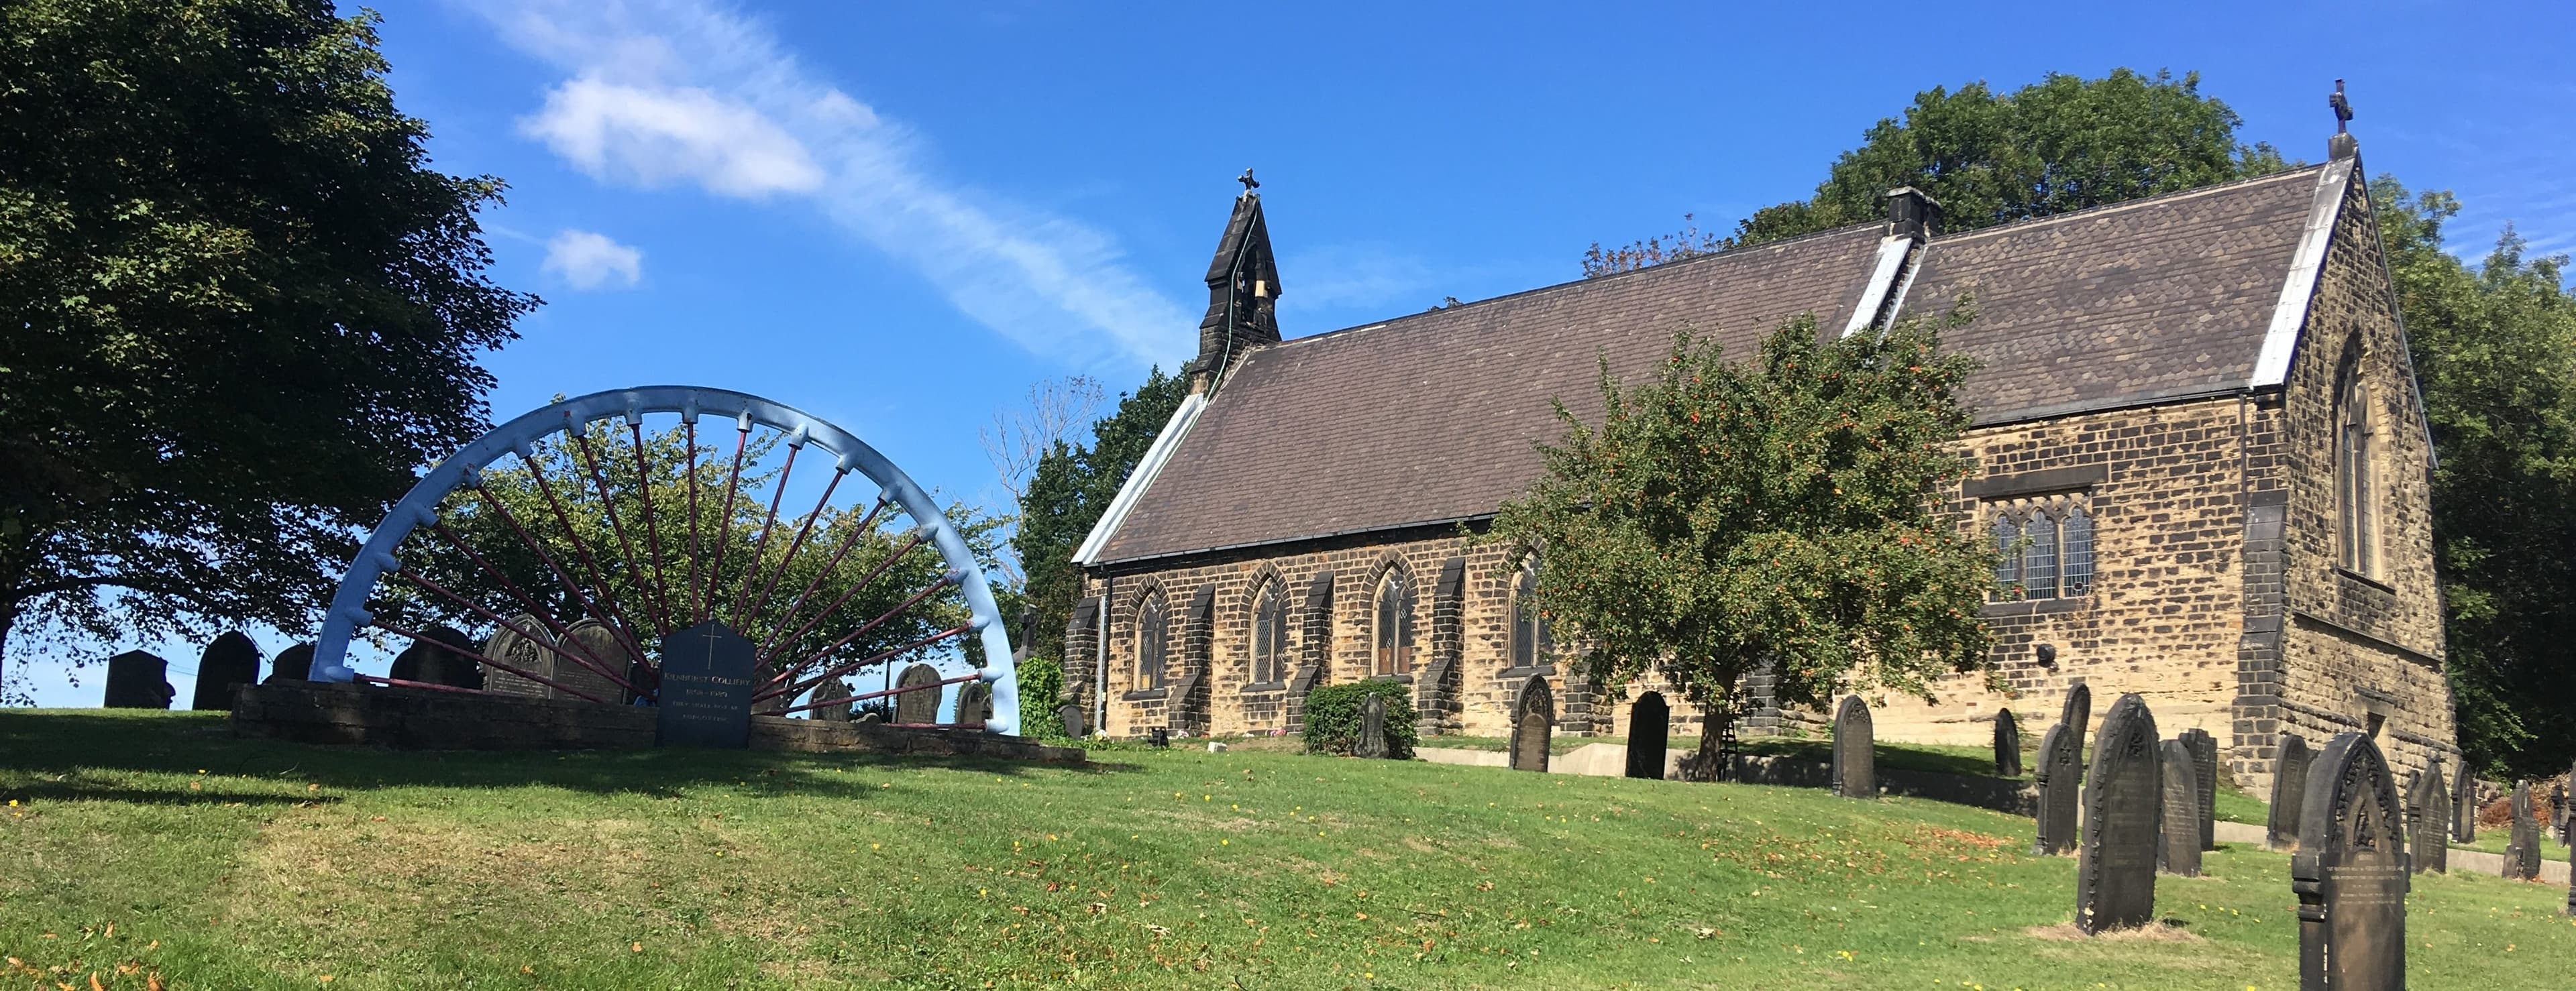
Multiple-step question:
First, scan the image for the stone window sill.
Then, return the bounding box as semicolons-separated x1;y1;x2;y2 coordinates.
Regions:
1121;688;1168;702
1980;596;2090;619
1368;674;1416;686
1497;664;1558;681
2334;567;2396;595
1240;682;1285;694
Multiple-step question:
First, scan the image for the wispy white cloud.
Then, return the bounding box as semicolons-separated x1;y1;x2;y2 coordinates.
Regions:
1279;243;1440;316
542;229;645;290
468;0;1193;367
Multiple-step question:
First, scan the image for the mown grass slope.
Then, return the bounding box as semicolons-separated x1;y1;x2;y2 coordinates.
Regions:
2;711;2569;990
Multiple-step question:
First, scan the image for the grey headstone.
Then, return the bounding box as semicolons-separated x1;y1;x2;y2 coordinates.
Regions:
2033;722;2082;856
2406;761;2448;874
1058;702;1086;738
1625;692;1669;780
2294;732;2408;991
2059;683;2092;752
190;632;263;711
480;616;553;699
103;650;176;709
954;680;994;727
267;642;315;684
2180;727;2218;852
892;663;943;725
1508;677;1552;772
2075;693;2160;935
2451;762;2477;843
2553;783;2571;846
557;620;629;703
656;622;757;748
390;625;482;689
1993;709;2023;778
2503;781;2542;880
1831;696;1875;800
808;678;853;721
1354;692;1390;759
2157;740;2202;877
2269;734;2314;850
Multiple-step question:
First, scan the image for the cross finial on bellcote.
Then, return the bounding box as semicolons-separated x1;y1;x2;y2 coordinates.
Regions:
2330;79;2353;134
1238;168;1259;193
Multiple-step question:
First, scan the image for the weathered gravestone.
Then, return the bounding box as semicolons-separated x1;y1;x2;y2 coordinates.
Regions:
1993;709;2023;778
1625;691;1669;780
1058;702;1086;738
559;620;631;703
2180;727;2219;852
808;678;853;721
2503;781;2542;880
478;616;554;699
1509;677;1552;772
893;663;944;725
2270;733;2315;850
2158;740;2203;878
1354;692;1390;759
656;622;757;748
1831;695;1875;800
2406;760;2449;874
267;642;315;684
390;625;483;689
2060;683;2093;752
2075;693;2161;935
954;680;994;726
2294;732;2408;991
2033;722;2083;856
2451;762;2477;843
2553;782;2571;846
190;632;263;711
103;650;176;709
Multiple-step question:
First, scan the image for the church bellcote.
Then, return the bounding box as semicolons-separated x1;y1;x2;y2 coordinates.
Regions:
1189;170;1283;392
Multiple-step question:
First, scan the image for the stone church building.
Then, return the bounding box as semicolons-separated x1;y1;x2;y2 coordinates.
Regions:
1060;135;2457;793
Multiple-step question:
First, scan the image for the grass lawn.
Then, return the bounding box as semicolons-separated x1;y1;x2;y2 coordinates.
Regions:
2452;827;2572;862
4;711;2570;990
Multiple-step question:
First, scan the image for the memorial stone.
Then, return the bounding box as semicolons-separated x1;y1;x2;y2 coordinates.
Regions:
892;663;944;725
479;616;553;699
2406;761;2449;874
2293;732;2408;991
103;650;176;709
1625;692;1670;780
2157;740;2202;878
2269;733;2314;850
266;642;315;684
1354;693;1390;759
390;626;482;689
1831;695;1876;800
2180;727;2218;852
1509;677;1552;772
808;678;853;721
2503;781;2542;880
2553;783;2571;846
1058;702;1086;738
954;681;994;726
2075;693;2161;934
2059;683;2092;751
2451;762;2477;843
190;632;262;711
558;620;630;703
2033;722;2082;856
1993;708;2023;777
655;622;757;748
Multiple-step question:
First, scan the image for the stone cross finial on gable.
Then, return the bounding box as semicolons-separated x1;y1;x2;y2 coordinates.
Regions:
1238;168;1259;193
2329;79;2353;134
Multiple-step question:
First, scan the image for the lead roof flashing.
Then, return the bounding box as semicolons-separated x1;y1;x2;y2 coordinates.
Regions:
2251;159;2357;388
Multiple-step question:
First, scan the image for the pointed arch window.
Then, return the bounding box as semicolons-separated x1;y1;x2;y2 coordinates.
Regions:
1991;516;2022;594
1990;498;2094;602
1134;592;1168;691
2061;505;2094;596
1373;567;1416;676
1249;581;1285;686
1508;561;1552;671
2022;512;2059;599
2336;355;2379;577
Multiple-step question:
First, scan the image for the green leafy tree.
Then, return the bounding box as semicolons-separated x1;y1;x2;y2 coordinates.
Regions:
1486;312;1994;750
1012;369;1187;665
0;1;534;697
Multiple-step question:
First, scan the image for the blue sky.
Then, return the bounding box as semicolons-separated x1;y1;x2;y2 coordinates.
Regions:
17;0;2574;706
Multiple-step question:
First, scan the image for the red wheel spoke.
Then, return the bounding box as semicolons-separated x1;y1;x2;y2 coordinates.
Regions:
423;520;622;677
488;469;657;675
729;441;802;627
703;419;753;625
569;415;667;638
390;567;645;698
627;419;682;637
756;528;930;667
368;617;616;704
761;498;889;655
761;575;955;695
782;668;980;716
759;624;972;706
741;468;844;636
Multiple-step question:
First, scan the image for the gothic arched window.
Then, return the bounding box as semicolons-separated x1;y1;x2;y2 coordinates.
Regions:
1509;561;1552;671
2061;505;2095;596
2336;354;2379;576
2022;512;2059;599
1249;581;1285;685
1992;516;2022;596
1134;591;1168;691
1373;567;1415;677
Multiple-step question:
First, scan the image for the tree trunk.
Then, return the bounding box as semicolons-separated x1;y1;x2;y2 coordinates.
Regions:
1678;704;1737;782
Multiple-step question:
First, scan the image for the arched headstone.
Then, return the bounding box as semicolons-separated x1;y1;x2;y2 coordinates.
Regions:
954;680;994;726
892;663;943;725
2553;782;2571;846
2503;781;2542;880
1509;677;1553;772
2033;722;2082;856
2179;727;2218;852
1058;702;1086;738
2059;683;2093;751
1625;692;1670;780
190;632;263;711
1354;692;1390;759
2451;762;2477;843
390;625;482;689
1831;696;1874;800
2157;740;2202;878
2268;733;2314;850
557;620;629;703
1992;709;2023;777
2294;732;2408;991
103;651;176;709
267;642;315;684
2075;693;2160;934
2406;761;2448;874
809;678;853;721
480;617;554;699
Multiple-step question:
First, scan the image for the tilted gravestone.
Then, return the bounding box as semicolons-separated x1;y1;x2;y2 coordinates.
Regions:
2294;732;2408;991
2269;733;2314;850
103;650;176;709
2406;761;2449;874
190;631;263;711
1831;696;1875;800
892;663;944;725
2033;722;2082;856
1993;709;2023;777
954;680;994;727
1058;702;1086;738
390;625;483;689
2075;693;2161;935
808;678;853;721
2059;683;2093;752
2451;762;2477;843
1354;692;1390;759
2180;727;2218;852
2157;740;2203;878
267;642;315;684
1509;677;1552;772
1625;692;1670;780
479;616;554;699
2503;781;2542;880
656;622;757;748
558;620;630;703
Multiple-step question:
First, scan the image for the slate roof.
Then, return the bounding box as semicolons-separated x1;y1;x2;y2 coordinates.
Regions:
1089;165;2334;565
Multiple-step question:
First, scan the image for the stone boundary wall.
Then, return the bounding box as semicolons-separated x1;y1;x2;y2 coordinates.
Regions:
230;681;1085;764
